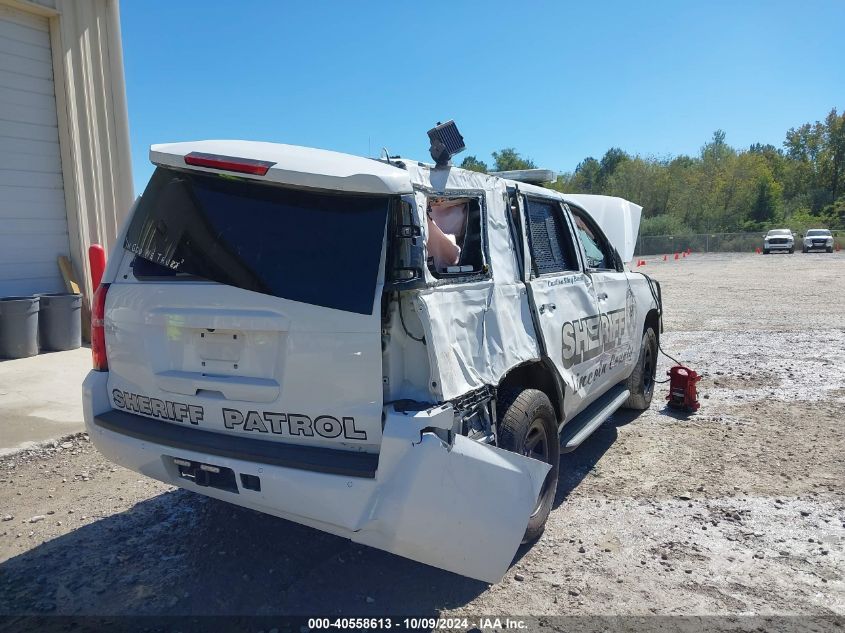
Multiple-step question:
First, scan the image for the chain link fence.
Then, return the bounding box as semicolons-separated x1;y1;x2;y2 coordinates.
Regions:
635;229;845;256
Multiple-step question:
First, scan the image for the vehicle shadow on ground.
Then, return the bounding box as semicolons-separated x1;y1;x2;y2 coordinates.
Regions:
0;489;488;616
656;405;697;421
0;412;644;617
552;409;640;506
508;410;638;567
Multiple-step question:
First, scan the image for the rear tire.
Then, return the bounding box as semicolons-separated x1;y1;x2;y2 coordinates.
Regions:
827;247;834;253
624;327;658;410
497;388;560;544
803;247;808;253
788;248;794;254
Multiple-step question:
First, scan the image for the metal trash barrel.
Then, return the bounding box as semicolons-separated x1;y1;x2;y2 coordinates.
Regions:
37;292;82;352
0;296;40;359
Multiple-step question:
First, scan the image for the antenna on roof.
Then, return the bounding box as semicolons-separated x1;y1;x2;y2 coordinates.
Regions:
428;120;465;168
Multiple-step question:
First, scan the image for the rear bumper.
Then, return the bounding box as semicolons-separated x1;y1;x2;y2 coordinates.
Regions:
83;371;549;582
93;408;378;478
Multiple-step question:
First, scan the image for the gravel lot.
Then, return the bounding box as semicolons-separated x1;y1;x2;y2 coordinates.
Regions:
1;252;843;619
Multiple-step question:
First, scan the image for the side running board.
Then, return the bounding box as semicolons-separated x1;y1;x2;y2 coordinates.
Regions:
560;385;630;453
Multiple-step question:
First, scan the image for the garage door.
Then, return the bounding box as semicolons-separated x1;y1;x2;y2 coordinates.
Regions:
0;4;70;297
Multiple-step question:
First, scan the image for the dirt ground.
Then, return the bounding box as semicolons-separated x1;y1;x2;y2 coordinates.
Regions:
1;252;843;620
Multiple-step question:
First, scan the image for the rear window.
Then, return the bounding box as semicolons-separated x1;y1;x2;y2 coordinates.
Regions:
125;167;390;315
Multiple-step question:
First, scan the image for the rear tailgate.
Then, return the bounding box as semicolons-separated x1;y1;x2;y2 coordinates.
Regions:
104;167;390;455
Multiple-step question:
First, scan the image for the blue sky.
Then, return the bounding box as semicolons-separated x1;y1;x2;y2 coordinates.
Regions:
121;0;845;195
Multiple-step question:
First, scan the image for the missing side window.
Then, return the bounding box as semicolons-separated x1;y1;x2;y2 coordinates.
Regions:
425;196;484;278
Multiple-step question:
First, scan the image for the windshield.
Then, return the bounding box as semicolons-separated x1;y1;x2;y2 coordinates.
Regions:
767;229;791;236
806;229;831;237
125;167;390;314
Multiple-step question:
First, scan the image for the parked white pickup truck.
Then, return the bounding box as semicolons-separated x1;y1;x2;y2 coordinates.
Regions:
83;133;662;582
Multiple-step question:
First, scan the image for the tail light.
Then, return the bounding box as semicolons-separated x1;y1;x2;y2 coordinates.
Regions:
184;152;275;176
91;283;110;371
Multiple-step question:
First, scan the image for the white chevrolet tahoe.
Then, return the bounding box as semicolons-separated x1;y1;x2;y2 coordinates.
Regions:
82;135;663;582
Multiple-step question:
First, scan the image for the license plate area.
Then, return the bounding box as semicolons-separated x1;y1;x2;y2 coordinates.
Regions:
172;457;238;493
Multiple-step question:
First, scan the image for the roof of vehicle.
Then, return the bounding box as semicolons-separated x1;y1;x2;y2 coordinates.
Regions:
806;228;831;233
149;140;643;262
767;228;792;233
150;140;414;195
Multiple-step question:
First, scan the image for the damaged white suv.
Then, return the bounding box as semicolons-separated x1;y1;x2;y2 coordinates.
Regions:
83;130;662;582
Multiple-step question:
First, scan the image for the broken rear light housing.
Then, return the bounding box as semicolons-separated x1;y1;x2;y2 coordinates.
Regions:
184;152;276;176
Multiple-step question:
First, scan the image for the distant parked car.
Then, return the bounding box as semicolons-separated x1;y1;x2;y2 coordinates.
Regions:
763;228;794;254
802;229;834;253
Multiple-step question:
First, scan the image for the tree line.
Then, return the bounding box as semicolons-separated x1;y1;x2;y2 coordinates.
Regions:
460;108;845;236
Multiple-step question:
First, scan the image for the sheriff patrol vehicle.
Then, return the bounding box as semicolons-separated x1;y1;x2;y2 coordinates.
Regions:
82;123;663;583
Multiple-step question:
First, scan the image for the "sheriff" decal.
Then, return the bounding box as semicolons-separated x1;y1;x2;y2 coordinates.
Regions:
561;307;628;369
112;389;204;424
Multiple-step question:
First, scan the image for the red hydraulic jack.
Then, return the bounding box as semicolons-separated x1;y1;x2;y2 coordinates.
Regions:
666;365;701;412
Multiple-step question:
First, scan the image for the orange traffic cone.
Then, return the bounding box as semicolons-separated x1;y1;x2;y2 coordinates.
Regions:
663;254;668;261
682;252;687;258
755;247;761;254
674;252;679;260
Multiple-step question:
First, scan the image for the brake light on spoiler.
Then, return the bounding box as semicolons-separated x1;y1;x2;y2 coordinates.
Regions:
184;152;276;176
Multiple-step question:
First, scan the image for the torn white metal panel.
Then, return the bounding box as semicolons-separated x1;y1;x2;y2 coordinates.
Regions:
404;164;540;399
415;283;540;400
354;406;550;583
562;194;643;264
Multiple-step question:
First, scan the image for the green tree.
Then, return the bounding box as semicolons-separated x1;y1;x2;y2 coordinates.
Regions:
597;147;630;189
571;157;601;193
491;148;536;171
823;108;845;202
750;174;779;224
493;107;844;236
605;157;670;217
459;155;488;173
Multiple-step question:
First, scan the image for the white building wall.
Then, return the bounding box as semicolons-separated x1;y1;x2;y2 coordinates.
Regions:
0;0;133;302
0;3;71;295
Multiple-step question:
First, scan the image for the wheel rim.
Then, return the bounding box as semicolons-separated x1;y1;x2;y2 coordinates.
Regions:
525;416;554;517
